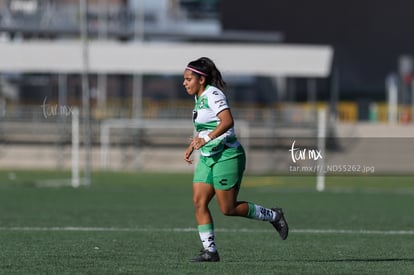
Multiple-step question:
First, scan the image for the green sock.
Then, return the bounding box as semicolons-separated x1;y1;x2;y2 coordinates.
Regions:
247;202;276;221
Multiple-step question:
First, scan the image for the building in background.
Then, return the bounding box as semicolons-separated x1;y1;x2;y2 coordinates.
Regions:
1;0;413;122
0;0;224;114
221;0;414;120
1;1;413;174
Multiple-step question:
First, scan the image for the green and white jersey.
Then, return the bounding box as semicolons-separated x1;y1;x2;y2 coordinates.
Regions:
193;85;240;156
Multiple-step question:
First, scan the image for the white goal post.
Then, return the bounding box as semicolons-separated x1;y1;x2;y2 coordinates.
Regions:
316;108;327;192
71;107;80;188
99;119;250;169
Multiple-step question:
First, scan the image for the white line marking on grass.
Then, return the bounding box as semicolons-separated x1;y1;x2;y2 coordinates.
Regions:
292;229;414;235
0;227;414;235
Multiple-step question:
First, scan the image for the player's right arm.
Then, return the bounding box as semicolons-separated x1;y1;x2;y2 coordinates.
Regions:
184;143;194;164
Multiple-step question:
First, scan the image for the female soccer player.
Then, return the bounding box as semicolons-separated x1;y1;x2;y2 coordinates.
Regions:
183;57;289;262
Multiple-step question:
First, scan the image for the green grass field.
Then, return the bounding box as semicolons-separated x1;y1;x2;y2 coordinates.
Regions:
0;170;413;274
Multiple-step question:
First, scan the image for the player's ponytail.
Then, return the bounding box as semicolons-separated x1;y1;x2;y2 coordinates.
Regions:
186;57;226;90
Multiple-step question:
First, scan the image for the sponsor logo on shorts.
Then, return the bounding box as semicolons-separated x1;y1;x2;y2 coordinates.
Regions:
219;178;228;185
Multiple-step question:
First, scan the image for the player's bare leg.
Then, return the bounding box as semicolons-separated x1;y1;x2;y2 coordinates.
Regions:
215;186;288;240
191;182;220;262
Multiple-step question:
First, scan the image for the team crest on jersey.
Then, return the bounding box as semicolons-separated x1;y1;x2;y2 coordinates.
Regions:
198;97;206;109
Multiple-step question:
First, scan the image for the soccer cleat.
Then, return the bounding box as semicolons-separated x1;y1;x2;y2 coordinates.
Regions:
270;207;289;240
191;249;220;262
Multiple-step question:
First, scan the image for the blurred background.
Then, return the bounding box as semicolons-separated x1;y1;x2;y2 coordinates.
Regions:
0;0;413;181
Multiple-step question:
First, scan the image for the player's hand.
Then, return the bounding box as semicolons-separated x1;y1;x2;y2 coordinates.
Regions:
191;137;206;150
184;146;194;164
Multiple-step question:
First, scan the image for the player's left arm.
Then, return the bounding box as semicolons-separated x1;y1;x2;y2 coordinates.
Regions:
191;109;234;150
208;109;234;139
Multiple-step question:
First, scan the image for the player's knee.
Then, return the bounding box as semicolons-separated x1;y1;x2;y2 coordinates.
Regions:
192;196;207;210
192;197;201;209
220;206;237;216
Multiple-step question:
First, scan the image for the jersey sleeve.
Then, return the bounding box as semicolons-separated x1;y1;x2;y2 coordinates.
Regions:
208;89;229;115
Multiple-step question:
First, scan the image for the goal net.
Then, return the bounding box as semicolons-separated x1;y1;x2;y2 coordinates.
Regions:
99;118;250;171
